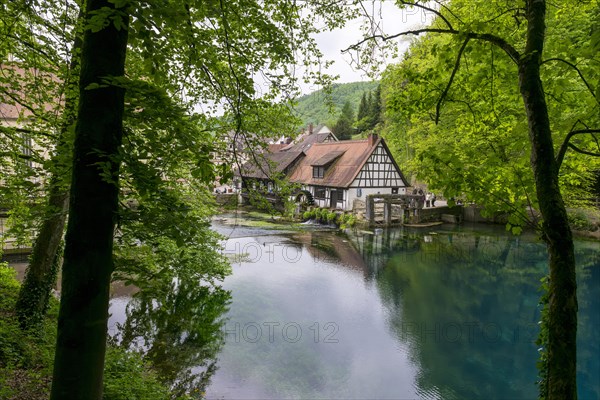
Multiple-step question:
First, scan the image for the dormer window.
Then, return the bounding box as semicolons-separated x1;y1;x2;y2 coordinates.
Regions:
313;166;325;179
311;150;345;180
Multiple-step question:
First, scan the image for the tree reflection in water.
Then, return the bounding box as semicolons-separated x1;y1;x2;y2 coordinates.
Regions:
112;278;230;397
354;228;599;400
306;228;599;399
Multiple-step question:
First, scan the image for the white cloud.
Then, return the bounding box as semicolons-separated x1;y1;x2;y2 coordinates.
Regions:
300;2;433;94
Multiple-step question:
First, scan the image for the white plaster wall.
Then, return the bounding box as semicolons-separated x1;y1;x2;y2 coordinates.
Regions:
307;186;349;210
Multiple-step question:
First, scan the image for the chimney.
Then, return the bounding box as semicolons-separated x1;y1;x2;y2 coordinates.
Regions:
368;133;378;146
308;123;313;135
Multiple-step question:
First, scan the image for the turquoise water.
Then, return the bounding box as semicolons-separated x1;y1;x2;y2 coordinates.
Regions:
110;223;600;399
206;224;599;399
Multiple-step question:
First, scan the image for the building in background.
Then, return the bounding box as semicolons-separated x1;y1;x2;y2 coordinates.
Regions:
239;130;408;211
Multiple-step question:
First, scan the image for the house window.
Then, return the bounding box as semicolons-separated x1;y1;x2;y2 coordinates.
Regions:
314;187;326;199
313;166;325;179
21;133;33;168
357;188;362;198
392;187;399;194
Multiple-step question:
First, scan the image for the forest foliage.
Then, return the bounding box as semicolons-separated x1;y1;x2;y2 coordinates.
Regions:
293;81;378;127
380;0;600;226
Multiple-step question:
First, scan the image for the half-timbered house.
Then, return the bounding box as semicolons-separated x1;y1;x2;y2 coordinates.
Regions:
239;150;305;193
288;134;408;210
278;123;337;153
239;132;408;211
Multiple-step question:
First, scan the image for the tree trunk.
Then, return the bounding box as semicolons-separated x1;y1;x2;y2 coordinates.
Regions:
15;15;82;330
519;1;577;398
15;185;68;329
50;0;129;397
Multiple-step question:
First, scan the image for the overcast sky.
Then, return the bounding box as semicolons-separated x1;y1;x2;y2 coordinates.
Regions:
300;3;433;94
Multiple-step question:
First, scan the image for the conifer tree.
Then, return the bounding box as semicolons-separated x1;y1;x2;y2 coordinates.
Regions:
333;100;355;140
368;85;382;129
357;92;368;122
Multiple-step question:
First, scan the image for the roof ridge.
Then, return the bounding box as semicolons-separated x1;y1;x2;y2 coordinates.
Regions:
313;139;368;145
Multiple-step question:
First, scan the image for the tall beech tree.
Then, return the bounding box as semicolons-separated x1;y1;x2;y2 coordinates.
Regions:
15;15;82;330
345;1;599;398
50;0;129;396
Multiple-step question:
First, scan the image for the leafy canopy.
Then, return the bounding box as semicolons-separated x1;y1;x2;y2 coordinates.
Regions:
380;0;600;230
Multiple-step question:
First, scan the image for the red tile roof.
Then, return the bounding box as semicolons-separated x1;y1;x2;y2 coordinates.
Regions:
311;150;345;166
288;138;378;188
280;131;335;152
268;143;288;153
240;150;304;180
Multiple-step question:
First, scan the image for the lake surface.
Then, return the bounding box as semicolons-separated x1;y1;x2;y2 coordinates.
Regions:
109;221;600;399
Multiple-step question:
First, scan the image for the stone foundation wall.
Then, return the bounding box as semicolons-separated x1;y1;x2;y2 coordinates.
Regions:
214;193;239;207
419;206;461;223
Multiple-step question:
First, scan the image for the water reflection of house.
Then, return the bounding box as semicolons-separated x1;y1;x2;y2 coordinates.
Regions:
240;129;409;211
290;229;417;280
291;232;370;278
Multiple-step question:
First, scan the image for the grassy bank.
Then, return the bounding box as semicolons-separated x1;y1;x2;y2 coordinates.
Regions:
215;208;307;230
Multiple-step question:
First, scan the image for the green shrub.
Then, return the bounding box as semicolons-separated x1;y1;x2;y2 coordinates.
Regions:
0;264;57;399
346;214;357;227
0;264;19;310
339;214;357;229
312;208;320;221
302;210;315;220
319;208;329;221
326;211;337;223
103;347;171;400
313;208;323;221
568;211;594;231
0;265;51;369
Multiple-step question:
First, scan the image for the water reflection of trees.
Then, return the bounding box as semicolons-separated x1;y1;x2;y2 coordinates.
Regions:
377;233;546;399
112;279;230;397
574;243;600;400
330;227;599;399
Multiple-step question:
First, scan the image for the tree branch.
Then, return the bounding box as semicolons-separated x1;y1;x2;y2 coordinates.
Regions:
446;97;478;124
556;125;600;168
0;88;54;124
397;1;454;30
2;33;55;64
432;0;464;25
481;7;526;24
567;143;600;158
541;57;600;106
342;28;520;64
435;37;469;124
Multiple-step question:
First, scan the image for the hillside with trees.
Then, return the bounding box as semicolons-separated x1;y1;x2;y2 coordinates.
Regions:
293;81;378;127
